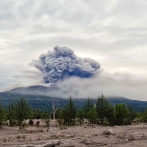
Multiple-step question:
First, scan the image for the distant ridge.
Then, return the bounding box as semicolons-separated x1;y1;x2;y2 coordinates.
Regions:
3;85;58;96
0;85;147;112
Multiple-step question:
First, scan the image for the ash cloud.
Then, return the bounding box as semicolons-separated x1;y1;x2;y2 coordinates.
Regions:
31;46;101;83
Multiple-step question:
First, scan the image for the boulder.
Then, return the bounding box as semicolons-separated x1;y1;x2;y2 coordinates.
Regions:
102;129;114;135
117;131;134;141
80;137;95;145
127;134;134;141
116;131;127;139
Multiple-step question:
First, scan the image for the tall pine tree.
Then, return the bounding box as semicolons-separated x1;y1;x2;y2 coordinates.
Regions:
96;94;114;125
83;98;94;119
14;98;31;129
63;96;76;126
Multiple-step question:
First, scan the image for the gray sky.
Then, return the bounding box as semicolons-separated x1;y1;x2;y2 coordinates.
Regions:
0;0;147;100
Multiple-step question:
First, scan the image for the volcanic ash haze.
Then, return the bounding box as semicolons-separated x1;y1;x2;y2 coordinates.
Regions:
31;46;101;83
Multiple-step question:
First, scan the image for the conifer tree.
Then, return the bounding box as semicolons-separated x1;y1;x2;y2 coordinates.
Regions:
63;96;76;126
0;104;5;129
83;98;94;119
14;98;31;129
142;109;147;122
8;102;16;126
77;109;84;126
114;103;130;125
87;107;97;128
96;94;114;125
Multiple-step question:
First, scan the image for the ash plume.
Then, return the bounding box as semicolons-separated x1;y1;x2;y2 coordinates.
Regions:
31;46;101;83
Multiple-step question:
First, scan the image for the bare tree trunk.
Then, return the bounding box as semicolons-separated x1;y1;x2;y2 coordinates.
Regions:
52;99;59;121
53;110;56;120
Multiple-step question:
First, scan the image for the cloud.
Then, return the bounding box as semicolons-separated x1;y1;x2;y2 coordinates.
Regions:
31;46;101;83
53;72;147;100
0;0;147;100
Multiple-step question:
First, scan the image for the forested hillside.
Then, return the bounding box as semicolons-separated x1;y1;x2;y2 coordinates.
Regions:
0;92;147;112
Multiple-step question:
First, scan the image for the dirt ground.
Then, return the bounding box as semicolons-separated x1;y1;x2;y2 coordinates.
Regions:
0;122;147;147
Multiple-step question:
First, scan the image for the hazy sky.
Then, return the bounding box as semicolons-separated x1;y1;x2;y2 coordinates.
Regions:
0;0;147;100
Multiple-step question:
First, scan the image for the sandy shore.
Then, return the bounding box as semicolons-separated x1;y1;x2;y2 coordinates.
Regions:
0;123;147;147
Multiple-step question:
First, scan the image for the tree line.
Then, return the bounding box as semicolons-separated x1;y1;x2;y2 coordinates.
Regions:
0;95;147;129
57;95;147;127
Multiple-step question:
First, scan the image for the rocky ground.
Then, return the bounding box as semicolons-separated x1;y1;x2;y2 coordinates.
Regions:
0;123;147;147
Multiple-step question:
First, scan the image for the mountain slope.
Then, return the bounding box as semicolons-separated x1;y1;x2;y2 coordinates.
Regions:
4;85;58;96
0;93;147;112
0;85;147;111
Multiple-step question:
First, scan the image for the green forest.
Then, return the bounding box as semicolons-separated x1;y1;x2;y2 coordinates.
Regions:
0;94;147;130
